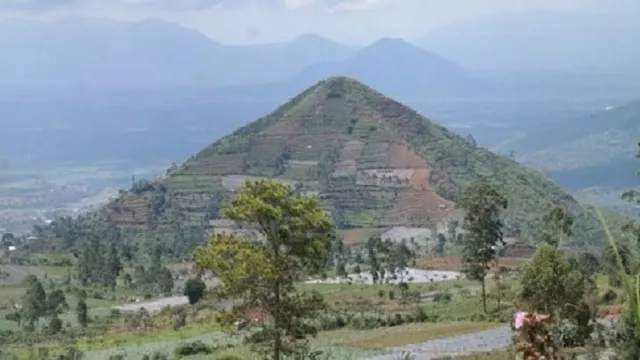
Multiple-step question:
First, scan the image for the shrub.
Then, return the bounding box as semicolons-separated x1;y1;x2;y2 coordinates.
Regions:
108;354;126;360
394;313;404;325
432;292;452;303
184;278;207;305
602;288;618;304
412;307;427;322
90;291;105;300
141;352;168;360
172;311;187;331
216;356;243;360
245;326;277;344
174;341;215;357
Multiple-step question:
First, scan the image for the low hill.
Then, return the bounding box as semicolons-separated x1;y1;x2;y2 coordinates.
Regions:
96;77;618;248
509;99;640;189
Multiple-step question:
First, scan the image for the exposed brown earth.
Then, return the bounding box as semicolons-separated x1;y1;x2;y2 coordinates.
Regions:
416;257;528;271
387;141;428;168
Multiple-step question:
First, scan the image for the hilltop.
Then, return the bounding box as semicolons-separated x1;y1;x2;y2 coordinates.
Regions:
96;77;618;248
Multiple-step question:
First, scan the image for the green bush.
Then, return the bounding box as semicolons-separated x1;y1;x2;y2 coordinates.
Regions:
141;352;168;360
432;292;452;303
184;278;207;305
602;288;618;304
173;341;215;357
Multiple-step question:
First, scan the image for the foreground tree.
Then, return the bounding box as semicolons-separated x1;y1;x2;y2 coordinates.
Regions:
456;182;507;313
520;243;587;315
194;180;333;360
521;242;597;347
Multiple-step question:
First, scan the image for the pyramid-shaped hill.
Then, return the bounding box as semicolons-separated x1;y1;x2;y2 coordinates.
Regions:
107;77;618;246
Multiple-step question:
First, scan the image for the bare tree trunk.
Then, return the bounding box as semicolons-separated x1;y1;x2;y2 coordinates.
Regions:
496;259;501;311
274;284;282;360
481;277;487;313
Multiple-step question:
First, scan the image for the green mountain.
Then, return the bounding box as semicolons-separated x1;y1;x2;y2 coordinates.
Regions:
512;99;640;189
96;77;618;248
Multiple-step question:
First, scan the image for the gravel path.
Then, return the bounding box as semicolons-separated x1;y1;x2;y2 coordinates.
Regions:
365;325;511;360
364;318;617;360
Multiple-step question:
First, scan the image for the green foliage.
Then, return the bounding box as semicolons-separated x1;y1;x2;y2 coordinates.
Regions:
540;206;574;248
575;252;601;277
603;240;632;287
173;341;214;357
22;275;47;331
184;278;207;305
595;143;640;358
456;182;507;313
520;243;584;314
46;289;69;315
520;243;595;346
76;297;88;328
194;179;334;359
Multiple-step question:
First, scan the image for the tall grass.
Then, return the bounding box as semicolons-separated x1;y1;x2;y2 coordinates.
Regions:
594;205;640;339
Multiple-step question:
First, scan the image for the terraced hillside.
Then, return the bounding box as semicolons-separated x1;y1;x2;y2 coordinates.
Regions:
103;77;618;246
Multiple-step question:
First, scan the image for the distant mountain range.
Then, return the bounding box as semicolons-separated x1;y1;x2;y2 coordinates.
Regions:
0;17;355;90
2;16;640;178
2;16;639;100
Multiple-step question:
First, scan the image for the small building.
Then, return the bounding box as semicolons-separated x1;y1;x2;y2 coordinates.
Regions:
7;246;16;252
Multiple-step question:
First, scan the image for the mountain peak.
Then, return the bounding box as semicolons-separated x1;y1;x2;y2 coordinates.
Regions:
102;77;608;247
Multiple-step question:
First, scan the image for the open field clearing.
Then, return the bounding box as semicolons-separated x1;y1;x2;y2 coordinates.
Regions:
305;268;463;285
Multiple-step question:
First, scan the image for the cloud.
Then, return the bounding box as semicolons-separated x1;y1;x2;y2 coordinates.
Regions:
282;0;316;10
332;0;385;11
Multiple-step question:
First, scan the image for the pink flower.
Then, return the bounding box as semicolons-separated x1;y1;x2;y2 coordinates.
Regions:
514;311;527;330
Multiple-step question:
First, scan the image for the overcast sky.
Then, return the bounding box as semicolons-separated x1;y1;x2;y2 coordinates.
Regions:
0;0;628;44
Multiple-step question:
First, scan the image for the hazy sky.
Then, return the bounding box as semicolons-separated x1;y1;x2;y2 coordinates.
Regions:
0;0;626;44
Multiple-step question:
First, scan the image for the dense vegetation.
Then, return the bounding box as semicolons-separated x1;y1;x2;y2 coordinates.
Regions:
1;168;638;359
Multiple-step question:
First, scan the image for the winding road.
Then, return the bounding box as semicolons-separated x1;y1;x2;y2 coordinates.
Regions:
365;318;616;360
365;325;512;360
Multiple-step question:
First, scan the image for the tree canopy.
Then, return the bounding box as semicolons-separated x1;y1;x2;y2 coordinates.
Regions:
194;179;334;359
